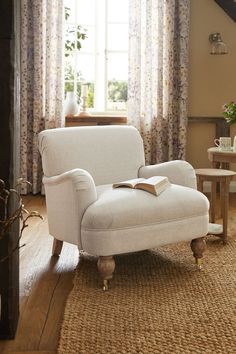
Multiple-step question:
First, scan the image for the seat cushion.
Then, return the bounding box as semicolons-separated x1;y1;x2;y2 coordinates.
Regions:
81;184;209;256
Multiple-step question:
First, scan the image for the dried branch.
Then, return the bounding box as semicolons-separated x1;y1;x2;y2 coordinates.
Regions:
0;179;43;263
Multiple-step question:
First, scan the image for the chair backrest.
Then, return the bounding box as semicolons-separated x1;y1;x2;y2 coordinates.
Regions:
38;125;145;185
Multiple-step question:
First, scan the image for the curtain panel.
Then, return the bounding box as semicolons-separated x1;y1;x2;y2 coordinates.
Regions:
128;0;190;165
20;0;64;194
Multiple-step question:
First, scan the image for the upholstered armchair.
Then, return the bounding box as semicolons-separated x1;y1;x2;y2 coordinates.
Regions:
38;126;209;290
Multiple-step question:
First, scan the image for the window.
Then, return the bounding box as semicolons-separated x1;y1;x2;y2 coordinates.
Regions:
64;0;128;113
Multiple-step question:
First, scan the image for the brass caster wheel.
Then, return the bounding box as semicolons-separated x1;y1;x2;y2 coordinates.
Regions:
102;279;109;291
195;257;202;271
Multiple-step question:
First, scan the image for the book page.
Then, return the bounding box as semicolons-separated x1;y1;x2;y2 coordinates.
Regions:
113;176;170;196
135;176;170;196
135;183;155;195
113;178;145;189
136;176;168;187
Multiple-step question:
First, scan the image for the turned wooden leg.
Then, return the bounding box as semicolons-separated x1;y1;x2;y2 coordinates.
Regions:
210;180;217;223
220;179;229;244
196;176;204;193
190;237;206;270
52;238;63;256
211;161;218;168
97;256;115;291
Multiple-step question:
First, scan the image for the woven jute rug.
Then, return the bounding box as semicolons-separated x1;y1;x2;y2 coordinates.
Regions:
57;236;236;354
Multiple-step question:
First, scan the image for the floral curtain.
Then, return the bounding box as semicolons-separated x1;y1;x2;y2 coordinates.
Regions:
20;0;64;194
128;0;190;164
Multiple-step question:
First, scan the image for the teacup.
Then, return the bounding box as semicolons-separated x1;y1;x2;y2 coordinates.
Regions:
214;137;231;151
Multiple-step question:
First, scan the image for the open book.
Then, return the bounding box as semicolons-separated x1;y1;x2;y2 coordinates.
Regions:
113;176;170;196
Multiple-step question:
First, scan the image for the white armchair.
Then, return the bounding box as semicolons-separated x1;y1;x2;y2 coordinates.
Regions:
38;126;209;290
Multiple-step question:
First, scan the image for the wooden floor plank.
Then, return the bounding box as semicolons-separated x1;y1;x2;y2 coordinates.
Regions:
8;263;63;351
0;196;79;353
39;271;76;351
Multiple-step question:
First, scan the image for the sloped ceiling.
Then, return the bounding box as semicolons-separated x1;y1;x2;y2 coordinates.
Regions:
215;0;236;22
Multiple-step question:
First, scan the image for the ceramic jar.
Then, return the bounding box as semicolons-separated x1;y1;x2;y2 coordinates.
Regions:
64;91;79;115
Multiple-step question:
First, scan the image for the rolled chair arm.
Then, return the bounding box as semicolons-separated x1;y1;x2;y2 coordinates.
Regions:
43;169;97;247
139;160;197;189
43;168;97;191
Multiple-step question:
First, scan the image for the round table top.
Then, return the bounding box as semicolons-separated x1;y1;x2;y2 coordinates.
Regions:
195;168;236;177
208;147;236;155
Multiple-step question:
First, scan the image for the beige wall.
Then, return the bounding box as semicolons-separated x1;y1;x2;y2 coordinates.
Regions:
187;0;236;168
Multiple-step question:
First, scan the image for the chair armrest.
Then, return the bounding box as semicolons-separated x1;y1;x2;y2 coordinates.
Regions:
138;160;197;189
43;169;97;248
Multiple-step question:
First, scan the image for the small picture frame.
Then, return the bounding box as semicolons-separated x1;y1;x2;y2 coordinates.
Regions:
214;0;236;22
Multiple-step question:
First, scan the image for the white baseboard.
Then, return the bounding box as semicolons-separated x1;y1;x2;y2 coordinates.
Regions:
203;181;236;193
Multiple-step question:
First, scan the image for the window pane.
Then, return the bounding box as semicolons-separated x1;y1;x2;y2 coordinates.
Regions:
77;0;95;25
107;53;128;81
76;54;95;83
107;24;128;51
79;25;95;53
107;80;127;111
65;24;76;57
65;57;76;81
107;0;128;23
107;53;128;111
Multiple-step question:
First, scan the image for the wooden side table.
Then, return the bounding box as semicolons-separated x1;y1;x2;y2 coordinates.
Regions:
195;168;236;244
207;147;236;168
65;115;127;127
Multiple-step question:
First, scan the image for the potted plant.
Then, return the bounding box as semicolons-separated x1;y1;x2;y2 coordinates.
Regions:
223;101;236;151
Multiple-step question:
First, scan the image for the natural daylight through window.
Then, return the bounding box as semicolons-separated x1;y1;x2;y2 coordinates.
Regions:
64;0;128;113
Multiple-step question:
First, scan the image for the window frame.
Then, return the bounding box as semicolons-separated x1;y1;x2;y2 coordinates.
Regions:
64;0;128;115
